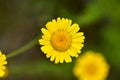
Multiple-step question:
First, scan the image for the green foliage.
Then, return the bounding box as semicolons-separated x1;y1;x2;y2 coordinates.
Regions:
1;0;120;80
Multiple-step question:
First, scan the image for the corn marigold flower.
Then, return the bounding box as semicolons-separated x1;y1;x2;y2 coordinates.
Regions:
39;17;85;63
0;51;7;77
73;51;110;80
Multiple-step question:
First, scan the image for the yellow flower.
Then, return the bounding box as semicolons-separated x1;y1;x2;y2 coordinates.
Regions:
0;51;7;77
39;17;85;63
73;51;110;80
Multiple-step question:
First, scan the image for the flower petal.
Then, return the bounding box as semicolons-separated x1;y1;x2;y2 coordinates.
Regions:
64;52;72;63
67;23;80;35
70;46;81;54
41;28;51;35
0;61;7;65
55;52;60;64
41;45;53;54
46;49;54;58
72;36;85;43
71;43;84;50
0;70;5;77
72;32;84;38
46;20;59;33
59;52;64;63
0;55;6;62
67;49;78;57
39;39;50;45
57;18;72;31
50;50;58;61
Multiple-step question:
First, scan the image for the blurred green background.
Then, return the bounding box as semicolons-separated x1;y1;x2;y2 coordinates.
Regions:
0;0;120;80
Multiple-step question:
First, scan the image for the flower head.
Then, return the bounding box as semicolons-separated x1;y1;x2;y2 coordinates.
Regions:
73;51;110;80
39;17;85;63
0;51;7;77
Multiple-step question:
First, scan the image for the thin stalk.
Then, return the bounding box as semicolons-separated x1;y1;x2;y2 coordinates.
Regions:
6;35;41;59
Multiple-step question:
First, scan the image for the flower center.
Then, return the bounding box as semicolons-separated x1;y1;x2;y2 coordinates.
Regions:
51;31;71;52
86;63;97;75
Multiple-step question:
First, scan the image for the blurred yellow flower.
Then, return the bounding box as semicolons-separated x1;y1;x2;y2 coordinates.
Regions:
0;51;7;77
39;17;85;63
73;51;110;80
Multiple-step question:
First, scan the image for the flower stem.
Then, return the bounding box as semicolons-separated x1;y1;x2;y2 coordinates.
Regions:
6;35;41;59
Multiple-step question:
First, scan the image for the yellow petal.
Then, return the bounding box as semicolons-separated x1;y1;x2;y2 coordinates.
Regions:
39;39;50;45
57;17;61;22
50;50;57;61
71;43;84;50
64;53;72;63
67;23;80;35
72;32;84;38
46;20;58;33
56;17;61;29
0;66;6;70
0;61;7;65
41;45;53;54
72;36;85;43
55;52;60;64
42;34;51;41
0;70;5;77
63;19;72;30
59;52;64;63
58;18;66;30
46;49;54;58
0;51;2;57
0;55;6;62
41;28;51;35
41;28;51;41
67;49;78;57
57;18;72;31
70;46;81;54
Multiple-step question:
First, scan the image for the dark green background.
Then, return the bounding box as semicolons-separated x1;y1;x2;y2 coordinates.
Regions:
0;0;120;80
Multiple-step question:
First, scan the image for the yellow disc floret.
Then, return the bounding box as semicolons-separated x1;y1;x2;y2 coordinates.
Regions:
51;31;71;51
85;63;97;75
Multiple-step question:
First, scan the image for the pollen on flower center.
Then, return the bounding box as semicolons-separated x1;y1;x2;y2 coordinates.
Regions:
86;63;97;75
51;31;71;52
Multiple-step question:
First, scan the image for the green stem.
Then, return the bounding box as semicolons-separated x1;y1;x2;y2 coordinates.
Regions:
6;35;41;59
